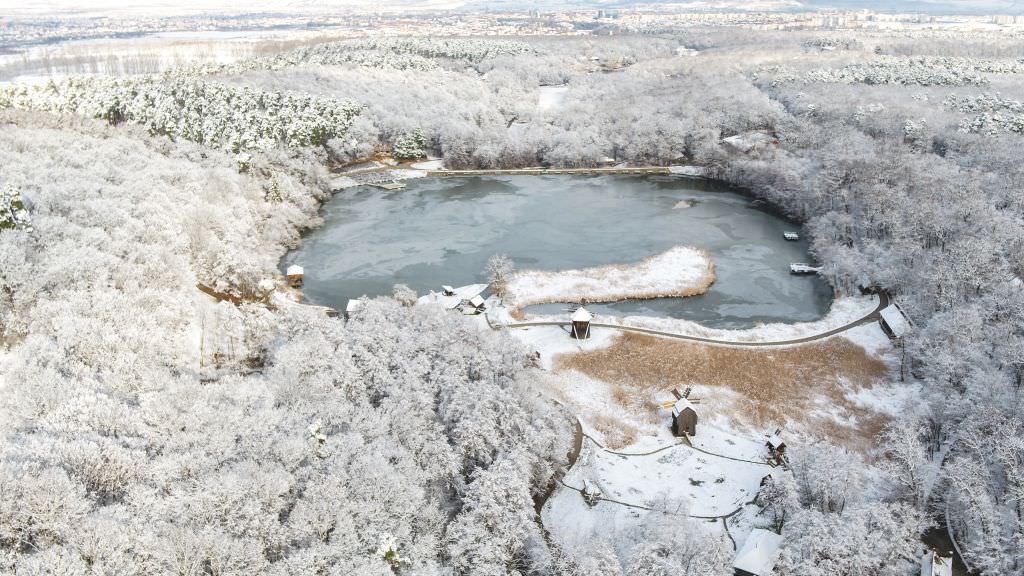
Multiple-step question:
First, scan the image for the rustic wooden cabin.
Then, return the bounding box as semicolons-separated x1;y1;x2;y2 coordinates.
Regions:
766;433;786;459
672;398;698;437
442;285;456;296
733;529;783;576
286;264;304;288
570;307;592;340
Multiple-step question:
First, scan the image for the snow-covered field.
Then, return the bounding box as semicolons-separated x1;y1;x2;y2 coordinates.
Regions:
504;245;715;309
537;85;568;112
542;425;772;548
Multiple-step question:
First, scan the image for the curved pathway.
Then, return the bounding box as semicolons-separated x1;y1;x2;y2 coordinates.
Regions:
496;292;889;348
550;428;770;521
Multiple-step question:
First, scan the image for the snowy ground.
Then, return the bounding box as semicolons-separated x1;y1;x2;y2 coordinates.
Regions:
537;85;568;112
563;439;769;517
542;426;772;548
504;245;714;309
409;159;444;171
416;284;489;310
508;326;618;370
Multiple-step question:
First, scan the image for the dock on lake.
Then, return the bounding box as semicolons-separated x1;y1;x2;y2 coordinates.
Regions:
789;263;821;275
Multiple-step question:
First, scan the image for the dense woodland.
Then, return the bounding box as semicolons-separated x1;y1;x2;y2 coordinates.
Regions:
1;27;1024;575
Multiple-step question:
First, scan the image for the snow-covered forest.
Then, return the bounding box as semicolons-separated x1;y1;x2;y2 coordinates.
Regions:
2;23;1024;575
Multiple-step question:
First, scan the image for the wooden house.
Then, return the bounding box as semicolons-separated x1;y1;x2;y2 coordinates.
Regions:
441;285;456;296
733;529;783;576
286;264;304;288
766;433;786;459
571;307;592;340
672;398;698;437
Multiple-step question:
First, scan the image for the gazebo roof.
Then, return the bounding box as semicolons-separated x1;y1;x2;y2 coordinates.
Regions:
571;307;593;322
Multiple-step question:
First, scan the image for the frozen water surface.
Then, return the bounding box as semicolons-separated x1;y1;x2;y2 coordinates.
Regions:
283;175;833;328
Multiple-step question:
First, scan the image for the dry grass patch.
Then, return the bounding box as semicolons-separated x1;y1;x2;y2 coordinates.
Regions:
555;333;891;453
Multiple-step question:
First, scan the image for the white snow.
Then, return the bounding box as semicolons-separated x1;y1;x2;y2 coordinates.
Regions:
841;321;892;357
537;85;568;112
508;327;618;370
558;436;770;517
669;165;710;177
286;264;304;276
417;283;488;310
504;245;714;309
570;307;593;322
734;528;784;576
879;303;911;337
722;131;776;153
409;159;444;170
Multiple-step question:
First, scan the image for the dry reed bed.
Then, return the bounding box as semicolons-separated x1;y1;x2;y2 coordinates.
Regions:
504;246;715;311
556;333;891;453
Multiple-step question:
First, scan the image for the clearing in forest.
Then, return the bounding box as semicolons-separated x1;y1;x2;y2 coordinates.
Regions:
555;332;891;452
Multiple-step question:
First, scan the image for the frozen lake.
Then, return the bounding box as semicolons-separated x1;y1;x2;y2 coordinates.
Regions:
283;175;833;328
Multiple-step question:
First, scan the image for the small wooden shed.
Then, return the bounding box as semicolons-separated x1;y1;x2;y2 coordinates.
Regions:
570;307;592;340
766;433;786;459
286;264;304;288
441;285;456;296
672;398;698;437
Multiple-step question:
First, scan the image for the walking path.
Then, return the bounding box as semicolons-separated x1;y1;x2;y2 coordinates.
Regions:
550;425;771;522
496;292;889;348
426;167;673;176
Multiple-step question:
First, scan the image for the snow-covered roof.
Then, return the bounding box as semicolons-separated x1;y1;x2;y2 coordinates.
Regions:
733;529;783;576
766;434;785;449
286;264;304;276
345;299;363;313
879;304;911;337
672;398;696;417
571;307;593;322
920;551;953;576
469;295;486;308
442;285;455;293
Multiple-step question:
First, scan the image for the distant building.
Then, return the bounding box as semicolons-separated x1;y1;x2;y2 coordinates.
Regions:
286;264;304;288
879;302;912;339
733;529;784;576
920;550;953;576
571;307;592;339
672;398;698;436
442;285;456;296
